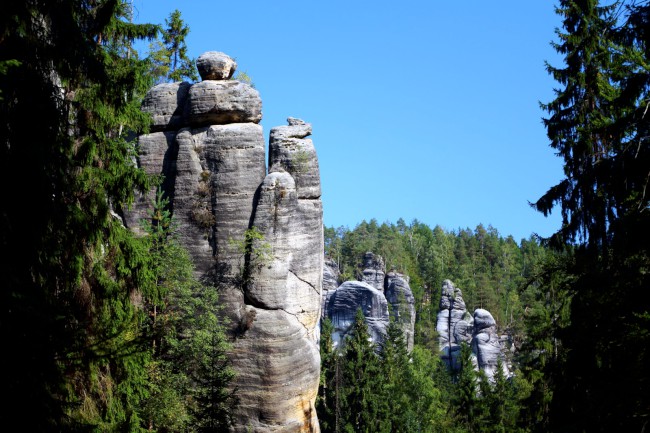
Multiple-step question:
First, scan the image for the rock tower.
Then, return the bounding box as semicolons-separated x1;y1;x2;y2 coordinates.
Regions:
435;279;511;380
126;51;323;433
323;252;416;352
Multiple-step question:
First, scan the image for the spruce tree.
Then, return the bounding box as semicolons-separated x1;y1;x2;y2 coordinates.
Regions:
453;343;480;432
533;0;650;430
148;9;198;83
340;308;381;433
141;190;237;431
0;0;160;429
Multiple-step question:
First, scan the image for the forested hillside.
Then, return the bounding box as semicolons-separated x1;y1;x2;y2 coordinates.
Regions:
325;220;549;349
319;220;557;432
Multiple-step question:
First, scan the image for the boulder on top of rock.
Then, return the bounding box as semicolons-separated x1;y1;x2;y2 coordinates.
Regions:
196;51;237;80
269;118;320;199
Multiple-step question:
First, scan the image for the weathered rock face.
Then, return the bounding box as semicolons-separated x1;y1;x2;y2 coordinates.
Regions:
472;308;504;380
186;80;263;126
141;82;191;132
435;280;509;380
321;258;341;319
322;253;416;352
126;52;322;433
326;280;389;349
385;272;416;352
196;51;237;80
361;251;385;291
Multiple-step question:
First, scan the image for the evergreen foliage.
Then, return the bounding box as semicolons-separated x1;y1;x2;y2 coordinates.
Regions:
325;219;549;350
141;190;236;432
148;9;198;84
0;2;235;430
340;308;382;433
531;1;650;430
317;318;337;432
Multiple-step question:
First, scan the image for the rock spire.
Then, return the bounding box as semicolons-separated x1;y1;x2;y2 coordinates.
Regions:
126;52;322;433
435;279;511;380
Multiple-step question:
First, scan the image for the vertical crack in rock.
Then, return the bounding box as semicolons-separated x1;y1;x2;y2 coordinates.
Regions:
129;52;322;433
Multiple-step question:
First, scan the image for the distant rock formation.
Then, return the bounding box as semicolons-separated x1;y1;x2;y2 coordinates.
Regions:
435;279;510;380
385;271;416;351
361;252;385;291
126;52;322;433
323;252;416;352
321;258;341;319
327;280;389;348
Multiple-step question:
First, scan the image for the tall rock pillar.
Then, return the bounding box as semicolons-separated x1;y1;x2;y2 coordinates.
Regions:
126;51;322;433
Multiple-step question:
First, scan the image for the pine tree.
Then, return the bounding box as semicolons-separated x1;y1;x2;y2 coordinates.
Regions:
453;343;480;432
141;190;237;431
377;319;410;431
148;9;198;83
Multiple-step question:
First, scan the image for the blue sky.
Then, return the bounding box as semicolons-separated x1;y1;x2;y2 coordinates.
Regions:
132;1;565;242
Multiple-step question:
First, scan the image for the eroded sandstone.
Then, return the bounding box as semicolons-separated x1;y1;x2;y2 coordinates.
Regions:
126;52;322;433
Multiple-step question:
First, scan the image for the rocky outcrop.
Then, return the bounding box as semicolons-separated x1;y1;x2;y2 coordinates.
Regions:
361;252;385;291
321;258;341;319
326;280;389;349
435;279;509;380
385;272;416;352
322;253;416;352
141;82;191;132
126;52;322;433
196;51;237;80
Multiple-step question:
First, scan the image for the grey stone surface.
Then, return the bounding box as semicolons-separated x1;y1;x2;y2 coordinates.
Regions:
197;51;237;80
131;63;322;432
321;258;341;319
326;280;389;349
360;252;385;292
141;82;190;131
435;280;510;380
122;131;177;236
186;80;262;126
229;307;320;432
269;118;321;199
323;258;341;293
385;272;416;352
471;308;506;380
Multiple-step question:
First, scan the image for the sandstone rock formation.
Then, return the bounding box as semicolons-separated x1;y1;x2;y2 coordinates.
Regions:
326;280;389;349
196;51;237;80
385;272;416;352
321;258;341;319
361;252;385;291
435;279;509;380
322;252;416;352
127;52;322;433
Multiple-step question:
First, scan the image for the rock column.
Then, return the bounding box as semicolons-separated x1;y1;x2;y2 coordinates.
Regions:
126;51;322;433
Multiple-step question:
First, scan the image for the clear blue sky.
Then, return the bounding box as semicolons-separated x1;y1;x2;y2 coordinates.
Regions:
132;0;565;243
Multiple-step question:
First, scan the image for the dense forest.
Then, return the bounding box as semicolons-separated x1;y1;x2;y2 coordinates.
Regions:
319;220;550;432
1;0;648;432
